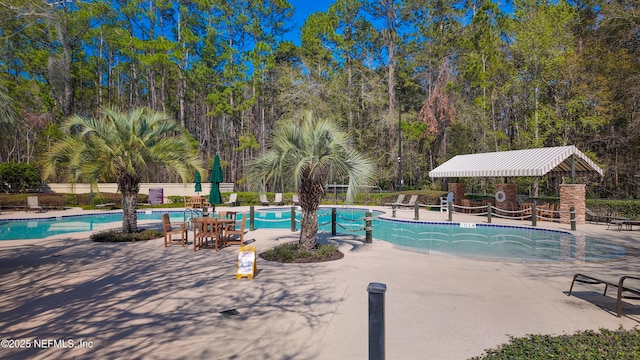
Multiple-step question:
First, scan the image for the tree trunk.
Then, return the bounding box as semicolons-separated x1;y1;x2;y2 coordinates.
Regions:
118;172;139;234
298;175;325;250
299;208;318;250
121;190;139;234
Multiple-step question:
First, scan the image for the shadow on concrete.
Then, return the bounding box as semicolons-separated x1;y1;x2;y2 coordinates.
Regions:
0;230;348;359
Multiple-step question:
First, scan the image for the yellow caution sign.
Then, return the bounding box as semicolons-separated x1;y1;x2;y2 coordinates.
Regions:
236;246;257;279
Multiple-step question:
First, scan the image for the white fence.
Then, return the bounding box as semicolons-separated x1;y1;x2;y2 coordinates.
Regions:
42;183;235;202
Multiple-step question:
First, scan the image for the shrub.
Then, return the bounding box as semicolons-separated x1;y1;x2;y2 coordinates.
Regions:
313;243;338;259
0;163;41;193
262;242;298;262
0;193;66;209
168;195;184;204
587;199;640;220
471;327;640;359
260;242;342;263
91;229;162;242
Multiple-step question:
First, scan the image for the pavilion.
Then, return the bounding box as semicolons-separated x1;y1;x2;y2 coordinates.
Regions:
428;145;604;224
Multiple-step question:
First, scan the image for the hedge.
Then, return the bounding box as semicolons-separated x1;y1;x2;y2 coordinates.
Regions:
471;327;640;359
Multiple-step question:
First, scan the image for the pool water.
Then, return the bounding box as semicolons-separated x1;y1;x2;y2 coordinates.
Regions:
372;219;625;263
0;211;190;241
0;208;625;262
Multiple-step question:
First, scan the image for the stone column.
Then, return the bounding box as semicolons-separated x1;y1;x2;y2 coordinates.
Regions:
560;184;586;225
494;183;517;211
447;183;465;205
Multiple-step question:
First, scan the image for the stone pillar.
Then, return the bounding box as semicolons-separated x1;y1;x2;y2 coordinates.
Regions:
494;184;517;211
447;183;465;205
560;184;585;225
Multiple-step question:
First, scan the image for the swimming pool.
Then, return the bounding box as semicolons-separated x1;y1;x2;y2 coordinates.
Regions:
0;211;191;241
0;208;625;262
372;218;625;263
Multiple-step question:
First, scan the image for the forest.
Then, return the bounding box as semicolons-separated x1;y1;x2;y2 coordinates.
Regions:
0;0;638;199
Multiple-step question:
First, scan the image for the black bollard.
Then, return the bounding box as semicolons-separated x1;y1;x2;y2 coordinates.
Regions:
487;203;492;223
448;201;453;222
368;282;387;360
414;201;419;220
332;207;337;236
570;206;576;231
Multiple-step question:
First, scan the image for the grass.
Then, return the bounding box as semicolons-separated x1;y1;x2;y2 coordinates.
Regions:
260;242;344;263
471;327;640;359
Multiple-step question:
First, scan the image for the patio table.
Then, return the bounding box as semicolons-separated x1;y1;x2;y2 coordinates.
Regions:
192;217;235;251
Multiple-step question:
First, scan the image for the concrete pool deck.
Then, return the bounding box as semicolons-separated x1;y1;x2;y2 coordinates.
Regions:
1;205;640;359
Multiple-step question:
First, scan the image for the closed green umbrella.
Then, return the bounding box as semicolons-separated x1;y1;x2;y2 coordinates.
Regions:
209;154;223;205
194;171;202;193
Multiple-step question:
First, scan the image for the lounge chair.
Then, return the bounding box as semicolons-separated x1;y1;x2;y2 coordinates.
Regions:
224;214;247;247
385;194;405;207
260;194;270;206
27;196;44;213
586;207;629;226
401;195;419;209
568;273;640;317
162;213;187;247
585;208;603;224
292;194;300;205
274;193;284;206
608;219;640;231
224;193;238;206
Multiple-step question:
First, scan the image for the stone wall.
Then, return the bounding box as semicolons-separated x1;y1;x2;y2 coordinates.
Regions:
494;183;517;211
447;183;465;205
560;184;586;225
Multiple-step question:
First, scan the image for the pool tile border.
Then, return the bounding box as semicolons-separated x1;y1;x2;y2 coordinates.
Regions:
0;209;185;223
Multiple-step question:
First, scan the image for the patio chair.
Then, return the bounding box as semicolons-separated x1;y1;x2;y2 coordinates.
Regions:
192;217;223;251
220;211;236;220
27;196;44;213
224;193;238;206
568;273;640;317
260;194;270;206
224;214;247;247
384;194;405;207
460;199;472;214
274;193;284;206
292;194;300;205
184;196;203;209
162;214;187;247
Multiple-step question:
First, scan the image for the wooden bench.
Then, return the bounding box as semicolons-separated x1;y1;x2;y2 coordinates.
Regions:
568;273;640;317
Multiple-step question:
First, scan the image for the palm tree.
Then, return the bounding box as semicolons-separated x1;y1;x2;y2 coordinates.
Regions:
248;112;375;250
44;107;203;234
0;83;19;159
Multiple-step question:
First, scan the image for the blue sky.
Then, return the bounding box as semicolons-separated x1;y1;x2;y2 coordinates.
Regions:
287;0;336;43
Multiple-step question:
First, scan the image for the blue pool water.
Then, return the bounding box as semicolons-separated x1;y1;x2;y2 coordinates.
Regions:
0;208;625;262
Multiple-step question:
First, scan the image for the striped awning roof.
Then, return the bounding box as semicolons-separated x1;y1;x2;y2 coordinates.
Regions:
429;145;603;178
